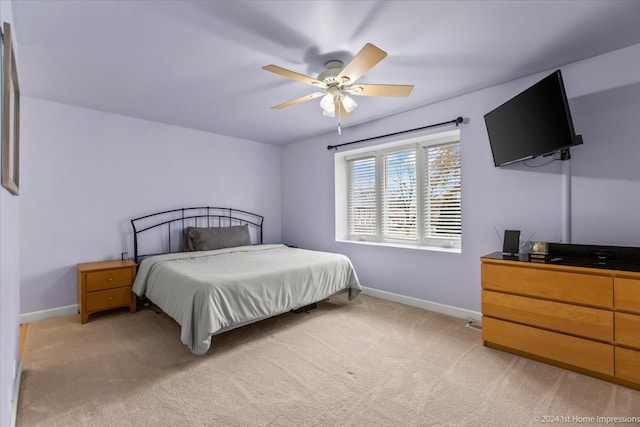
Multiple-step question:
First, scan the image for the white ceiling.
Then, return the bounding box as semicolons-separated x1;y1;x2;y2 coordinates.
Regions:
11;0;640;145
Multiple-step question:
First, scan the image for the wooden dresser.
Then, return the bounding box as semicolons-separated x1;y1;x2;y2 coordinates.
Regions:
481;253;640;390
77;260;137;324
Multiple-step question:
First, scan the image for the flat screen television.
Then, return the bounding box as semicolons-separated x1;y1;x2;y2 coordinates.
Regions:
484;70;583;167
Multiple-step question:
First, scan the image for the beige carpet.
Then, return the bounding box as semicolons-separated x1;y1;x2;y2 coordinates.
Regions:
18;294;640;426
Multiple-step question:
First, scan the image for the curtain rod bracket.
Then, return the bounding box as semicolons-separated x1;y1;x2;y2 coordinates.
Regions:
327;116;465;151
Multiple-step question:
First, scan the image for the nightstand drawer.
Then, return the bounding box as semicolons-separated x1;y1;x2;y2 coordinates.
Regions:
86;268;133;292
86;286;133;312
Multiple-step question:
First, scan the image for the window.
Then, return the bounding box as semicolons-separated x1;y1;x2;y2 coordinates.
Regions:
335;129;461;251
383;148;417;240
348;156;376;236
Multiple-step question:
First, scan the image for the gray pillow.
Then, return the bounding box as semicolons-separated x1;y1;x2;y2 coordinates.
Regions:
182;227;197;252
184;224;251;252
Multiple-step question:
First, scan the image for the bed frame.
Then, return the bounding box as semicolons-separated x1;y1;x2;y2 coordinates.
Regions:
130;207;264;264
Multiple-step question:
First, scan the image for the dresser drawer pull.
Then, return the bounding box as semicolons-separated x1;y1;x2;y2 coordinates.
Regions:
108;296;113;301
108;277;113;281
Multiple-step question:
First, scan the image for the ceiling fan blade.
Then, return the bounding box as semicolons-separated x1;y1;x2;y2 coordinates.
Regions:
271;92;324;109
350;84;414;97
262;64;324;87
337;43;387;84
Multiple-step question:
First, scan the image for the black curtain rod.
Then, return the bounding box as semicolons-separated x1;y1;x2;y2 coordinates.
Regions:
327;116;464;151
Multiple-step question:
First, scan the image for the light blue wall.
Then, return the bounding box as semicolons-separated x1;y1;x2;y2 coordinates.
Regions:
19;98;283;314
0;2;21;426
569;82;640;245
281;44;640;312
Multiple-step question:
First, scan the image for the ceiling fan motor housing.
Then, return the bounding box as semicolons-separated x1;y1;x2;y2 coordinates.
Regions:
318;60;344;84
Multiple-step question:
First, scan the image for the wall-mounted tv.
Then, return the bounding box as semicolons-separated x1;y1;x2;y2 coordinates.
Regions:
484;70;583;167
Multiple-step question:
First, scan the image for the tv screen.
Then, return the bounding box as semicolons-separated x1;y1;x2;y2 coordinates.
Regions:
484;70;583;167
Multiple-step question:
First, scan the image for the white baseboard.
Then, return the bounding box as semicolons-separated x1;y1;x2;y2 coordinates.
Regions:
20;304;78;324
18;290;482;325
361;286;482;322
10;361;22;427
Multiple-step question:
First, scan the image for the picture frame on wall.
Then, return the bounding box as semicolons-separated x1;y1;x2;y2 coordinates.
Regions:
1;21;20;196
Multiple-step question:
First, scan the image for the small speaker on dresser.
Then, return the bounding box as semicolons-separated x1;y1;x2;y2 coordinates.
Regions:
502;230;521;255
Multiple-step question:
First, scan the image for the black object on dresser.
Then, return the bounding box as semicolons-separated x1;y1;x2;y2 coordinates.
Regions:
547;243;640;273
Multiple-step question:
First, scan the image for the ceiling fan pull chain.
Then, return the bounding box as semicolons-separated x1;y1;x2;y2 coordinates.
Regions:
338;101;342;135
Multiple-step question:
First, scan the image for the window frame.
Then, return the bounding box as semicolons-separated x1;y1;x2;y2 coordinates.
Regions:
335;129;461;252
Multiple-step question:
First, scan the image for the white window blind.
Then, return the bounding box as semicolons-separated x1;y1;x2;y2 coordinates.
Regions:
424;143;461;239
383;149;417;240
340;129;461;250
348;156;377;236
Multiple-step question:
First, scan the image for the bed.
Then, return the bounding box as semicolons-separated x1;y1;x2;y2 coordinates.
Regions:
130;207;361;355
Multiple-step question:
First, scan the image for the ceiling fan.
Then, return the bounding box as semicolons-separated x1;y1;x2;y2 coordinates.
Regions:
262;43;413;122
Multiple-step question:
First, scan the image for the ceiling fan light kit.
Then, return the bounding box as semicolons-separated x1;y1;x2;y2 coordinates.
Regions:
319;86;357;118
262;43;413;133
341;94;358;113
320;87;339;112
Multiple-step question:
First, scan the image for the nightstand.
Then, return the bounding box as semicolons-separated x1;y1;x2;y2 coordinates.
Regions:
77;260;137;324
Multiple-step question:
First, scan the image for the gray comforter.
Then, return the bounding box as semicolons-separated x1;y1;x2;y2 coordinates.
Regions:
132;244;361;355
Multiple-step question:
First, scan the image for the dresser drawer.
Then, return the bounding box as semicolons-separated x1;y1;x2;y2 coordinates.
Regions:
615;347;640;384
615;312;640;349
483;317;614;375
482;290;613;342
614;277;640;314
86;268;133;292
86;286;133;312
481;263;612;308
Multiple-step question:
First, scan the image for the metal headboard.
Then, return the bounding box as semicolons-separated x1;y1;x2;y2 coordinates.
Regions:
130;207;264;264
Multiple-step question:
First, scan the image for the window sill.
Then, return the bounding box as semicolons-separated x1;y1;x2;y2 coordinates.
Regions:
335;239;461;254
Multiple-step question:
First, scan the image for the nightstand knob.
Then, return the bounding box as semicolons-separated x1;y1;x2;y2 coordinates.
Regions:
108;277;113;281
108;296;113;301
